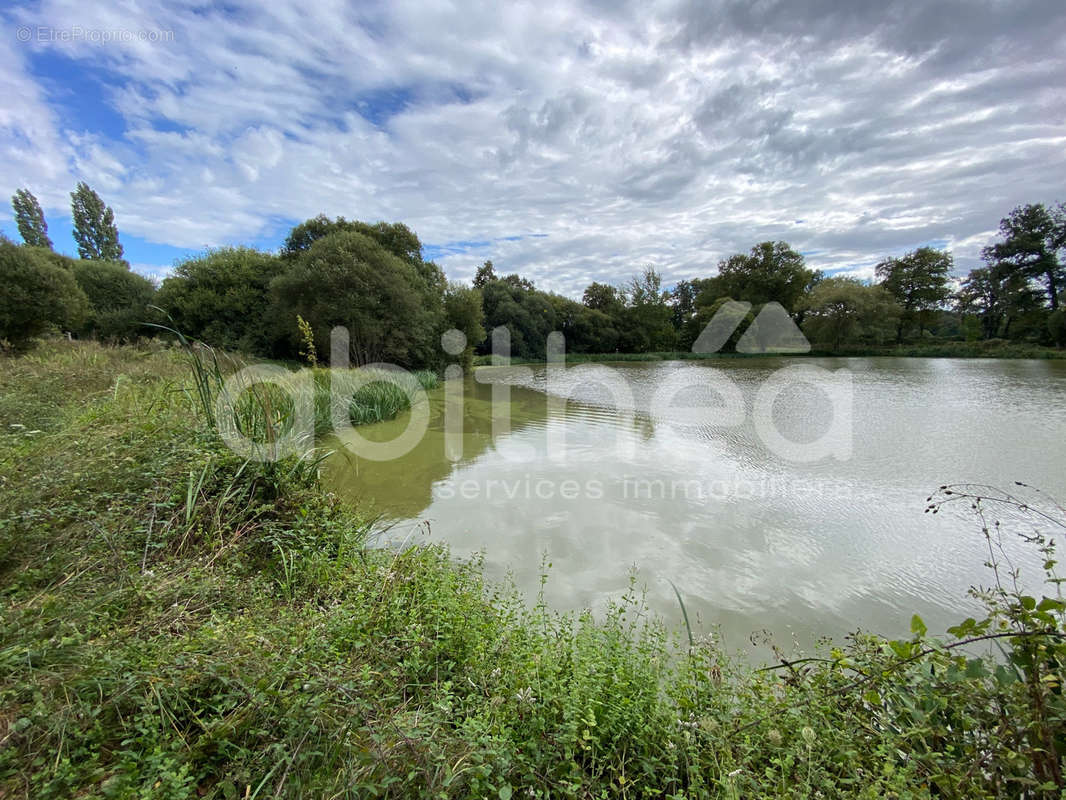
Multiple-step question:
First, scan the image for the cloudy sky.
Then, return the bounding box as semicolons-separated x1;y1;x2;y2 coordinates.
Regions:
1;0;1064;293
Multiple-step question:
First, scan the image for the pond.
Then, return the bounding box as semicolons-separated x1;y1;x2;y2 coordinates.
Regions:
324;357;1066;657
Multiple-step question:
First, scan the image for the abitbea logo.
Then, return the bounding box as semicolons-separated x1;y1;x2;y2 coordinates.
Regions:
214;305;851;466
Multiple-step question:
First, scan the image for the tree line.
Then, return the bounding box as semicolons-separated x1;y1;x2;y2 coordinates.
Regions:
3;185;1064;358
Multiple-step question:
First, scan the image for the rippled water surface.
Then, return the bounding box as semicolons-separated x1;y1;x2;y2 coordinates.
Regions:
325;358;1066;656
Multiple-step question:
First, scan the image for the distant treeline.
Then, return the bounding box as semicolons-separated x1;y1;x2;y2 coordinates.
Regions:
3;185;1065;360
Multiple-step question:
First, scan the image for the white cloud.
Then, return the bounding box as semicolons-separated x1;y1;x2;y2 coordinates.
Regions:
1;0;1065;295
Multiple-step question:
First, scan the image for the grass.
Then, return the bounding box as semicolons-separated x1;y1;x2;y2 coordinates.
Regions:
1;338;1064;798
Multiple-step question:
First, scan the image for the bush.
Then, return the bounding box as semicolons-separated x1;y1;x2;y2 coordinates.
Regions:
0;240;89;348
156;247;285;356
270;231;445;368
71;260;156;340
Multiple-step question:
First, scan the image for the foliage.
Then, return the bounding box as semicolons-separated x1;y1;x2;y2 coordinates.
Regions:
875;247;953;342
800;277;900;349
156;247;286;356
0;239;89;348
472;259;497;288
958;263;1044;341
69;181;125;263
581;281;624;313
443;282;486;368
281;214;427;268
619;267;678;352
70;258;157;340
11;188;52;249
984;203;1065;312
271;230;444;368
700;241;818;314
478;275;557;360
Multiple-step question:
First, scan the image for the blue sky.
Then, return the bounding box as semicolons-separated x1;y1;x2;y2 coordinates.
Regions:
2;0;1065;293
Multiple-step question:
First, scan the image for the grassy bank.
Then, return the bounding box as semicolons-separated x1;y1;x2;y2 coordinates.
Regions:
475;339;1066;365
2;340;1064;798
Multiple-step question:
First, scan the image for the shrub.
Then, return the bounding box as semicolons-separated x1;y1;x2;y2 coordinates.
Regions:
0;240;89;348
156;247;285;356
71;259;156;340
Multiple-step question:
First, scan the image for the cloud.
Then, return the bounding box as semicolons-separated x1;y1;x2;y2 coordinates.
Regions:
1;0;1064;294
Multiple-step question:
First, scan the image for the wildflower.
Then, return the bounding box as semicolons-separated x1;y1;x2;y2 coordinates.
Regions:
514;686;536;705
801;726;816;746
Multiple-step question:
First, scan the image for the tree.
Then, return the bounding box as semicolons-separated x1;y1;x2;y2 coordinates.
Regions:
985;203;1065;311
799;277;900;350
70;182;125;263
875;247;954;342
11;189;52;249
271;230;444;367
706;241;816;314
443;282;485;367
478;275;556;359
282;215;426;267
680;297;754;352
670;278;715;328
71;260;156;340
620;267;677;352
956;263;1041;340
472;260;497;288
559;299;619;353
0;240;88;348
582;281;624;313
156;247;285;355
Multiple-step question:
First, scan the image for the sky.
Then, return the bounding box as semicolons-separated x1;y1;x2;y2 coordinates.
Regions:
1;0;1064;294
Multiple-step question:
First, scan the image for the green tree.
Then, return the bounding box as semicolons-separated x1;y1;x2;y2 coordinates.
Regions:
619;267;676;352
669;278;715;329
478;274;556;359
956;263;1042;340
548;293;619;354
799;277;900;350
0;240;88;348
875;247;954;342
282;215;427;267
679;296;754;352
11;189;52;249
705;241;816;314
271;230;444;367
986;203;1065;311
156;247;285;355
70;182;125;263
472;260;497;289
581;281;624;313
71;260;156;340
443;282;485;367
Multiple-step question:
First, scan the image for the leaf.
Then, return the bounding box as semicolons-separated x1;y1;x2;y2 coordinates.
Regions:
1037;596;1065;612
889;639;912;659
910;614;927;638
498;785;513;800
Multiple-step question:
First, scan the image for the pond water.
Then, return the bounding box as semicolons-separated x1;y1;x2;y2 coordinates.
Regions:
324;358;1066;657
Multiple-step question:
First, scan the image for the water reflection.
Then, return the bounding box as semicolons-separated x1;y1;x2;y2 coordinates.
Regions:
325;358;1066;659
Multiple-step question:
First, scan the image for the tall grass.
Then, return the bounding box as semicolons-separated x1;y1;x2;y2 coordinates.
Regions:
150;320;439;444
